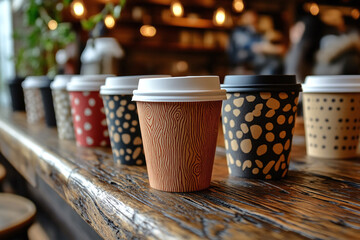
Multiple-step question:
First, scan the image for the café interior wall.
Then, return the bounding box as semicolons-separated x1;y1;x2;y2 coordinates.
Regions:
0;0;14;106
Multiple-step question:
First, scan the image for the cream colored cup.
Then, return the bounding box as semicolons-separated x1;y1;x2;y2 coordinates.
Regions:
303;75;360;158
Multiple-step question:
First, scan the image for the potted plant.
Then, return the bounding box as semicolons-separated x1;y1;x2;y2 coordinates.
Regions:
9;0;76;112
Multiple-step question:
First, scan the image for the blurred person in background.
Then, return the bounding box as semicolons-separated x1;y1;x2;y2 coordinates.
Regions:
228;11;287;75
284;15;324;116
284;15;324;83
314;9;360;75
227;10;263;74
251;15;287;74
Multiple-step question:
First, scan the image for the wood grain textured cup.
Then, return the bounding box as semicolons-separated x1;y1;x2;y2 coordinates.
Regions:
133;76;226;192
303;75;360;159
137;101;221;192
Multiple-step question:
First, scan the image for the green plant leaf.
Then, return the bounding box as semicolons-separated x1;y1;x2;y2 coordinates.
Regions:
81;19;95;31
90;13;104;23
63;0;72;7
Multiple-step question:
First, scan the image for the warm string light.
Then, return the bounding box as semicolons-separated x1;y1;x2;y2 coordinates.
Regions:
140;25;157;37
233;0;244;13
71;0;85;17
104;14;115;29
214;7;226;26
171;1;184;17
309;2;319;16
351;9;360;20
48;19;58;30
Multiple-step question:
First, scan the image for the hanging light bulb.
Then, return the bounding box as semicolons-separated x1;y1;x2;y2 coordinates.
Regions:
214;7;226;26
171;1;184;17
71;0;85;18
140;25;157;37
48;19;58;30
309;2;319;16
104;14;116;29
351;9;360;20
233;0;244;13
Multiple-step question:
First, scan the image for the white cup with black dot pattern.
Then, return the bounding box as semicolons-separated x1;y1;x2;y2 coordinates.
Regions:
303;75;360;159
100;75;170;165
221;75;302;179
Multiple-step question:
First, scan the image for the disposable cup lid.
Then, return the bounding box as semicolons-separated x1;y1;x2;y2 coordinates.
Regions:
221;75;302;92
51;75;76;90
67;74;114;92
303;75;360;93
22;76;51;89
132;76;227;102
100;75;171;95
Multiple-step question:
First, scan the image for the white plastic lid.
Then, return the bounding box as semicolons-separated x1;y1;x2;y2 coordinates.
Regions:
51;75;75;90
22;76;50;89
303;75;360;93
132;76;227;102
67;74;114;92
100;75;171;95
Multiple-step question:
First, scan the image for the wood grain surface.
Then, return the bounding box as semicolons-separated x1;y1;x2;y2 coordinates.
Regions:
137;101;222;192
0;108;360;239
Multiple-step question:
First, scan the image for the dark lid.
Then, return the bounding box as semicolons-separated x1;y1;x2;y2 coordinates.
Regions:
222;75;302;92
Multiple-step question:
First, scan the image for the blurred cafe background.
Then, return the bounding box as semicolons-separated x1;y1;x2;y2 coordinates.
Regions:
0;0;359;104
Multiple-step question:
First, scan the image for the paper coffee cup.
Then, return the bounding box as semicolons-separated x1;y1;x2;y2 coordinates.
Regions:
51;75;76;139
22;76;57;127
303;75;360;159
221;75;302;179
8;76;25;111
100;75;170;165
133;76;226;192
67;75;113;147
22;76;49;124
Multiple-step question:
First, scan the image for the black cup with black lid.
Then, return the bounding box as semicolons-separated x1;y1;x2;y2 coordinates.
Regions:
221;75;301;179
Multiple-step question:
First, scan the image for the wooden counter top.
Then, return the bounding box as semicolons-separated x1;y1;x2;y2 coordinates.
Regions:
0;109;359;239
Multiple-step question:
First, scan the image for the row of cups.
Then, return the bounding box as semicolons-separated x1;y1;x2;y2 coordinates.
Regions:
22;74;359;192
22;74;302;192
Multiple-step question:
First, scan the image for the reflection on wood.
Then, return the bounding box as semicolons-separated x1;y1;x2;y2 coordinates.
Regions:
0;109;360;239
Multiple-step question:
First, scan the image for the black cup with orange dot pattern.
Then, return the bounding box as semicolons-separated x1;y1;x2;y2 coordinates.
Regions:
103;95;145;166
221;75;302;179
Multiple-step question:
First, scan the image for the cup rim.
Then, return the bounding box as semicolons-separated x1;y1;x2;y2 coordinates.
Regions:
67;74;114;92
100;75;171;95
222;75;301;92
132;76;226;102
303;75;360;93
51;75;75;90
22;76;50;89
